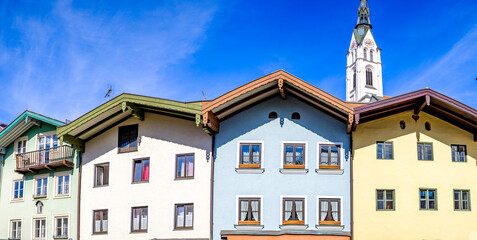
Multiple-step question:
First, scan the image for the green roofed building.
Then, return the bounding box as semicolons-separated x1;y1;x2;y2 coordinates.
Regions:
0;111;80;240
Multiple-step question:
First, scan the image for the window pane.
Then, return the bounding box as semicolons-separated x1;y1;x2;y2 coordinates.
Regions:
142;160;149;181
251;200;259;221
385;143;393;159
429;200;435;209
420;200;426;209
58;176;63;194
295;147;304;165
377;143;383;159
141;208;148;230
417;144;424;160
65;175;70;194
176;206;185;227
177;156;185;177
330;147;339;165
377;190;384;200
320;146;329;165
96;166;104;186
186;156;194;177
241;145;250;164
331;200;339;221
134;161;142;182
285;146;294;165
133;209;140;230
102;211;108;231
94;212;101;232
240;201;248;221
185;205;193;227
251;145;260;164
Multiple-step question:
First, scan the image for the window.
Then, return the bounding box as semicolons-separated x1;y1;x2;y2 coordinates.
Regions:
283;198;305;224
238;198;260;224
352;71;356;89
452;145;466;162
12;180;24;200
417;143;433;160
363;49;367;60
133;158;149;183
54;216;68;238
56;174;70;196
239;143;261;168
420;189;436;210
93;209;108;234
268;112;278;119
176;154;194;179
38;133;59;164
319;144;340;169
131;207;148;232
377;142;393;159
118;124;138;153
95;163;110;187
16;139;27;154
35;177;48;198
377;190;394;210
319;199;341;225
10;220;21;239
33;218;46;239
291;112;300;120
454;190;470;210
370;50;374;61
366;69;373;86
175;203;193;229
283;143;305;168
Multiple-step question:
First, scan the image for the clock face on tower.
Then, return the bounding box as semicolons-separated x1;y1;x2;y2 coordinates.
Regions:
364;39;374;48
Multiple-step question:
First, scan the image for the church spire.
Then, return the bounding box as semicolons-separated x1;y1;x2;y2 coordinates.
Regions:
356;0;372;29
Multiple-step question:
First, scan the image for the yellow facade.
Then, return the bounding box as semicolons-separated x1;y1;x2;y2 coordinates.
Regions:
353;110;477;240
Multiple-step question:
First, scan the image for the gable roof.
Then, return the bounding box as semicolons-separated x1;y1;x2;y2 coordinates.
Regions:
352;88;477;140
0;111;65;149
202;70;354;133
57;93;203;152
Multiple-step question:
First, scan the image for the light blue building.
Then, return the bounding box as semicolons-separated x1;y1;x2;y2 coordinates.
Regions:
202;70;354;240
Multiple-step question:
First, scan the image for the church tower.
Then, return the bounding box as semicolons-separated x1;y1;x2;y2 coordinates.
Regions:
346;0;383;102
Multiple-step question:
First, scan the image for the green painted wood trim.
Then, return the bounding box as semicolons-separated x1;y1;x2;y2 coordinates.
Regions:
57;94;203;138
60;134;85;152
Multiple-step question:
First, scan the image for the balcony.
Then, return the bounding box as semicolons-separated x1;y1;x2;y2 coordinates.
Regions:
15;145;74;174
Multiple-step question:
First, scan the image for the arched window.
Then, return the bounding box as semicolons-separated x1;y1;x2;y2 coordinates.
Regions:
353;69;357;89
363;49;367;60
291;112;300;120
268;112;278;119
366;69;373;86
370;50;374;62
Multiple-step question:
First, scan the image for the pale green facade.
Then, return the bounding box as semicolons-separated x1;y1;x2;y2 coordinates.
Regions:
0;112;79;240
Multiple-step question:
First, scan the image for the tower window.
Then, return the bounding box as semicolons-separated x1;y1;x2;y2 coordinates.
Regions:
370;50;374;62
366;69;373;86
268;112;278;119
353;71;357;89
363;49;367;60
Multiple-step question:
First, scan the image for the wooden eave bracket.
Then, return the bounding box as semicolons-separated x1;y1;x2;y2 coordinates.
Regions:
60;134;85;153
347;113;354;134
122;102;145;121
414;95;431;115
203;111;219;133
278;79;286;100
195;114;202;127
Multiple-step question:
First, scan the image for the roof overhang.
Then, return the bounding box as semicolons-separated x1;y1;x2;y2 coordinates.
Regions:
202;70;355;133
352;88;477;141
0;111;65;149
57;93;204;152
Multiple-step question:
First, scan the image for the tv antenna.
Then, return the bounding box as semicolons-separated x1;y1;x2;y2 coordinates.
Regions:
104;85;113;101
202;91;207;100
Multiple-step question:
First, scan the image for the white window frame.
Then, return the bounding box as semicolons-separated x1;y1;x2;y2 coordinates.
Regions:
236;141;265;174
9;218;23;239
279;195;308;226
316;196;344;228
36;130;58;151
33;174;49;199
280;141;308;173
32;217;47;240
52;215;69;239
14;136;28;155
11;178;25;201
54;171;71;198
235;195;264;226
316;142;345;175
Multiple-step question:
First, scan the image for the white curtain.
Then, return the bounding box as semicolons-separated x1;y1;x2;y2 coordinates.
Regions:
251;201;259;221
240;201;248;221
185;205;193;227
252;146;260;164
133;209;140;230
141;209;148;230
177;207;184;227
40;220;46;238
242;146;250;164
284;201;292;220
94;212;101;232
331;201;339;221
296;201;303;220
331;147;339;165
63;218;68;235
320;201;328;221
320;147;328;165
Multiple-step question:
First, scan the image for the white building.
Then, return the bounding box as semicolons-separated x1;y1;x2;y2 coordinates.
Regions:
346;0;384;102
57;94;212;240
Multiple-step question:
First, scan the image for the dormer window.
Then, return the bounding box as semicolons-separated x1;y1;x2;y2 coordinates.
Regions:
268;112;278;119
291;112;301;120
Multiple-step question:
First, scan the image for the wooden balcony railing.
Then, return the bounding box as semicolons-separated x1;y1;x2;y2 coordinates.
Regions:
15;145;74;174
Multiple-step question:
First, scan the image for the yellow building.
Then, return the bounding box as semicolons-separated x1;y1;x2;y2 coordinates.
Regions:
351;89;477;240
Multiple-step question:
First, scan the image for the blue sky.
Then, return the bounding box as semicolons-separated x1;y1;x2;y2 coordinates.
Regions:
0;0;476;124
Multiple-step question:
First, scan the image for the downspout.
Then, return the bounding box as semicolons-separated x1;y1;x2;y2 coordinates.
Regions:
349;130;354;240
77;151;82;240
209;134;215;240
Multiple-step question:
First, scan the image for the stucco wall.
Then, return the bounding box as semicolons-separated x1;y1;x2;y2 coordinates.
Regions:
213;95;351;239
0;123;79;240
353;110;477;240
80;112;212;239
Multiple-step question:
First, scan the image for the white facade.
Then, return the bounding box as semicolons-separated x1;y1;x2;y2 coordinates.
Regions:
80;112;212;239
346;29;383;102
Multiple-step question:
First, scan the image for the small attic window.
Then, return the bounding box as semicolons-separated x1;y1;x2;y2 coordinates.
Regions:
425;122;431;131
268;112;278;119
291;112;300;120
400;121;406;129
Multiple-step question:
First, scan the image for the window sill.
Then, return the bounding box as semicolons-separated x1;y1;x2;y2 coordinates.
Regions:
130;230;147;234
175;177;195;180
239;164;261;168
279;224;308;230
53;236;69;239
365;85;376;90
117;148;138;154
33;195;48;199
174;227;193;231
10;199;24;203
316;224;344;231
131;181;149;184
315;169;344;175
280;168;308;174
54;194;71;199
234;223;264;230
235;168;264;174
93;185;109;188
